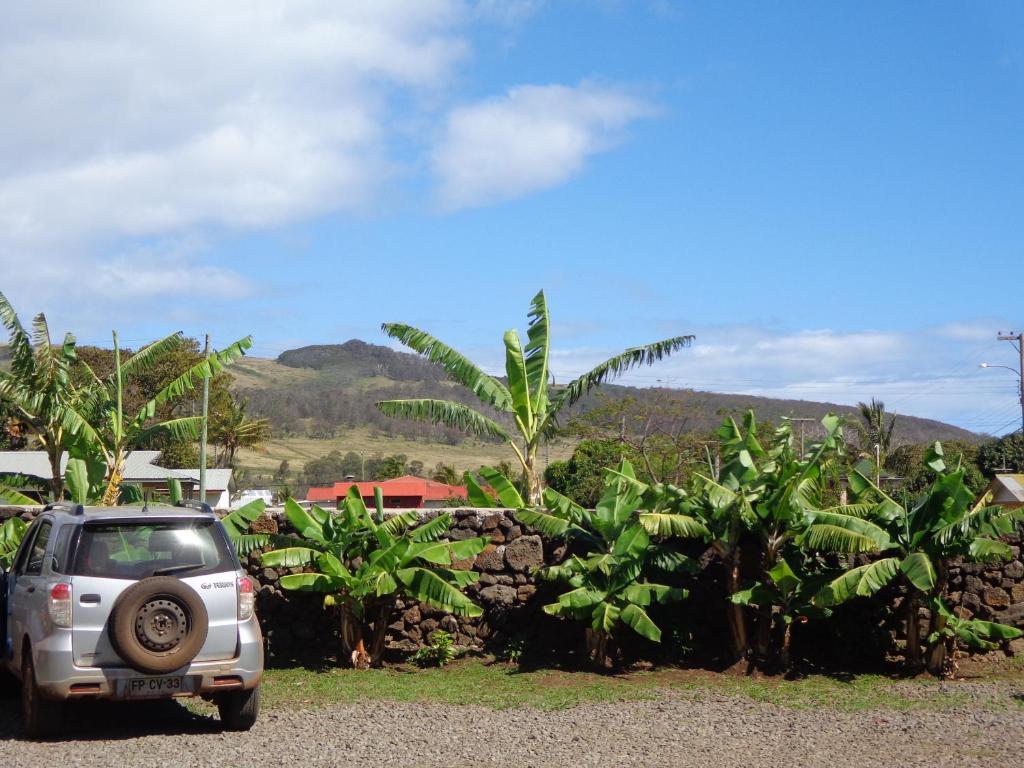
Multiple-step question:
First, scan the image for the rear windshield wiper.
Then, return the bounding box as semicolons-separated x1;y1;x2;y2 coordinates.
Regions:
152;563;205;576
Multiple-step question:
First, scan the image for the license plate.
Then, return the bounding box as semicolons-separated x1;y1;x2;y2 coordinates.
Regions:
120;676;190;698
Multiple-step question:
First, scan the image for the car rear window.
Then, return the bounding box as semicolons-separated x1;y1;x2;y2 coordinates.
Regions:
72;520;235;579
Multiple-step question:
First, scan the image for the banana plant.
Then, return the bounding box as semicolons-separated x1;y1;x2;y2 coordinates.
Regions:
262;488;488;667
690;411;845;667
0;516;27;569
0;291;81;500
68;330;253;505
728;555;833;670
377;290;693;504
804;443;1024;675
512;460;701;666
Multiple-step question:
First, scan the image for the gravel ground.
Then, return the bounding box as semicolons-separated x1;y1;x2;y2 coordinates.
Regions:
1;686;1022;768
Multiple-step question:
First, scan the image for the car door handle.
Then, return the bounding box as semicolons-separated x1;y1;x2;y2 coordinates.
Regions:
26;586;35;594
80;594;101;605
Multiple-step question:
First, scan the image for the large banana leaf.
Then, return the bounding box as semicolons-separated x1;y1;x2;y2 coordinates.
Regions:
550;335;695;411
376;399;511;441
814;557;900;606
514;508;572;538
409;513;455;542
968;537;1012;562
284;498;326;543
612;523;650;559
638;512;709;539
0;482;37;505
380;323;513;412
523;290;550;417
116;332;185;379
899;552;937;592
620;603;660;641
502;329;533;431
148;336;254;410
477;466;525;508
801;512;892;553
463;471;497;507
262;547;321;568
221;499;268;539
0;516;28;568
279;572;339;592
395;567;483;617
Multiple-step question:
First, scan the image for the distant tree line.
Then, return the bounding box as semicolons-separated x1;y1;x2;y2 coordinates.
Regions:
546;397;1023;507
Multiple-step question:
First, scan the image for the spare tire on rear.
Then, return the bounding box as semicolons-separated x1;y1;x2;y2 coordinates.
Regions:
108;576;209;675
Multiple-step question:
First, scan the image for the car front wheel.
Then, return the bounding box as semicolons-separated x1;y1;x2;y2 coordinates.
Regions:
216;684;260;731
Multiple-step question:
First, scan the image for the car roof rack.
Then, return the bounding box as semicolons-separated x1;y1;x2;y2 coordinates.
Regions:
174;500;215;515
43;501;85;516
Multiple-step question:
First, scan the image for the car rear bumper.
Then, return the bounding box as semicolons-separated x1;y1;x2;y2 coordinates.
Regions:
32;616;263;700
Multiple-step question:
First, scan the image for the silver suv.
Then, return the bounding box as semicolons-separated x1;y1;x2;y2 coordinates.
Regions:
0;502;263;738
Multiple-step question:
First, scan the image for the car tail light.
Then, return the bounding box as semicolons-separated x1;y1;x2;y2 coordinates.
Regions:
237;575;255;620
49;583;72;628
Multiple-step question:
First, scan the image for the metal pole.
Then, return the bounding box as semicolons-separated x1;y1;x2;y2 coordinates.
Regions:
996;332;1024;434
199;334;210;503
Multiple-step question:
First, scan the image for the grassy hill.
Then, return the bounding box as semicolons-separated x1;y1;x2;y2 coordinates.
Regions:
230;340;978;482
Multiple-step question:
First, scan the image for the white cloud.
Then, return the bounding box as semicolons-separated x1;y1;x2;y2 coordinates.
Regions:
0;1;465;251
0;0;473;309
432;82;655;210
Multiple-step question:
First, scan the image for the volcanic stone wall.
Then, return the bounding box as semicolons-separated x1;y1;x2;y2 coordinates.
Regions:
242;507;563;663
4;505;1024;664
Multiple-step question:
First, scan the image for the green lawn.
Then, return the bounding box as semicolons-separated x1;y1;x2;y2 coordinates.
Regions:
187;659;1024;713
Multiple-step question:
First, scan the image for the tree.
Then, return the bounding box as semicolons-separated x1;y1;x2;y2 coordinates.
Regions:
566;393;710;485
340;451;363;479
977;433;1024;475
805;443;1024;675
377;290;693;504
76;337;237;467
70;331;253;505
377;454;408;480
431;462;458;485
0;292;81;499
303;451;346;487
544;439;630;508
210;396;272;468
854;398;897;465
260;490;487;667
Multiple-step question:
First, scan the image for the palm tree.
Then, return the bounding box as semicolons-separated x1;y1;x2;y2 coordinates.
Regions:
376;291;694;504
854;398;896;463
71;331;253;505
211;396;271;468
0;292;81;500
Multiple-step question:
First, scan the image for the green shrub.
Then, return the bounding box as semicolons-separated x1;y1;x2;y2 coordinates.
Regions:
411;631;457;668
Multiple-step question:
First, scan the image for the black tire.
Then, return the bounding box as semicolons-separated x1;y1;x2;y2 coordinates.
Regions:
109;576;209;675
22;650;62;739
217;684;260;731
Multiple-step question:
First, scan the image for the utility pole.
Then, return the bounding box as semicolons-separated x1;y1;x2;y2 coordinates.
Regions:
788;417;815;456
996;332;1024;435
199;334;210;504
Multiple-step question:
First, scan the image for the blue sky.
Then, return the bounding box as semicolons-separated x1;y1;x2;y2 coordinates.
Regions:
1;2;1022;433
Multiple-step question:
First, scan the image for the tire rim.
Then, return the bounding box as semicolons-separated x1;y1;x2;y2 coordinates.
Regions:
134;597;189;653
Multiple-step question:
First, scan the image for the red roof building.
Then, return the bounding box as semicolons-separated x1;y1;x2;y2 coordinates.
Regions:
306;475;467;508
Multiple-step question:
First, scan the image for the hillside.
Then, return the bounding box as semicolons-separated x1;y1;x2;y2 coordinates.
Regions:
227;340;978;477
